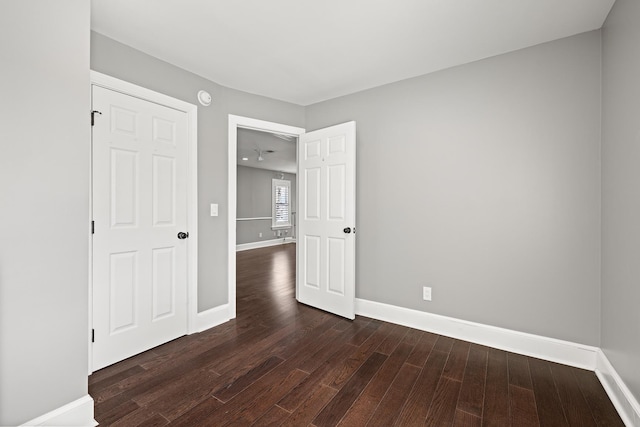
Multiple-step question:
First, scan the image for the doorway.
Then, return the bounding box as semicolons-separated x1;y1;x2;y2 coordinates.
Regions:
236;128;298;251
227;115;305;319
228;116;357;321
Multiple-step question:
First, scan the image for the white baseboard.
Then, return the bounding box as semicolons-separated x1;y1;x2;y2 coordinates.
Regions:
21;394;97;426
355;298;598;370
194;304;231;333
236;237;295;252
596;350;640;427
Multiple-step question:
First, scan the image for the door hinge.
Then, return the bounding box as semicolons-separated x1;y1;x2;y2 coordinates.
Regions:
91;329;95;343
91;220;95;234
91;110;102;126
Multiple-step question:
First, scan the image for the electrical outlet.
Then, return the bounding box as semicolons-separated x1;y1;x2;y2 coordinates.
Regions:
259;232;262;238
423;286;432;301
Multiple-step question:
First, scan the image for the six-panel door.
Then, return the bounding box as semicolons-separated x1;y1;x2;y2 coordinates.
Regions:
92;85;189;370
297;122;356;319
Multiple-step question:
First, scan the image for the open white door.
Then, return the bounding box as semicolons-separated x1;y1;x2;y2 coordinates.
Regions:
297;121;356;319
92;85;189;370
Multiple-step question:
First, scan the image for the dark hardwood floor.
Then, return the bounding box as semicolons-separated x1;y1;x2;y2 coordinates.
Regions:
89;244;624;426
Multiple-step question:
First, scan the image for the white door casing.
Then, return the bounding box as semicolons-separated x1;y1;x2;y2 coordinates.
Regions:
297;122;356;319
92;82;192;370
227;115;305;319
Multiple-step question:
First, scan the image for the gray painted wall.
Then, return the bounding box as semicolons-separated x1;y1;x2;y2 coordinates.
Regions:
602;0;640;404
91;32;305;311
0;1;90;424
306;31;602;346
237;166;296;245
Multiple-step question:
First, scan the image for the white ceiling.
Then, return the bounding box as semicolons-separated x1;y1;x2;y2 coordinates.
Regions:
91;0;615;106
237;128;297;174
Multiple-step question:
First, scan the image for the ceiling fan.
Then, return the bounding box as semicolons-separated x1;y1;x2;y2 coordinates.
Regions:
255;148;275;161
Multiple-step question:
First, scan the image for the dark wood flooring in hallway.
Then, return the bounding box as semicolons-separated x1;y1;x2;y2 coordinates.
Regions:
89;243;624;426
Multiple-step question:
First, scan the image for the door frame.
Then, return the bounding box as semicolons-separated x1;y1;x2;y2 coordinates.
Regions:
227;115;305;318
89;71;199;373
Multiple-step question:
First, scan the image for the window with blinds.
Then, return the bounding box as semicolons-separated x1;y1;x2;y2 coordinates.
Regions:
272;178;291;229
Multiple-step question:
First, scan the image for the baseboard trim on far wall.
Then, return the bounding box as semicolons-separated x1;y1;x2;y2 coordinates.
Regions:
596;349;640;427
355;298;599;370
236;237;295;252
20;394;97;427
195;304;231;333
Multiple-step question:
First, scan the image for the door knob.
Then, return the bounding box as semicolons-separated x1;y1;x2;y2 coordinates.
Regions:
177;232;189;239
343;227;351;234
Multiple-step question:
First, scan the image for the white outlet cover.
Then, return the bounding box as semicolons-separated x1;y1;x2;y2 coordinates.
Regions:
210;203;218;216
423;286;432;301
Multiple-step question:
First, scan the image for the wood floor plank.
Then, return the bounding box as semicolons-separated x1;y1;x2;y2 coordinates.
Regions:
366;363;421;427
338;342;414;426
349;318;383;346
482;348;510;427
277;343;358;412
109;407;164;427
213;355;284;402
165;396;224;426
208;320;307;374
394;350;449;426
456;344;488;417
89;365;146;395
573;367;626;427
443;339;471;381
405;330;438;368
401;328;425;347
251;405;292;426
510;384;540;427
432;335;455;353
453;409;482;427
325;322;396;390
549;363;598;427
269;313;343;360
280;385;337;427
376;323;409;355
313;352;388;427
89;349;159;385
508;352;534;389
134;413;169;427
135;367;221;421
220;368;309;425
296;318;377;374
96;399;140;425
528;358;568;426
425;377;463;427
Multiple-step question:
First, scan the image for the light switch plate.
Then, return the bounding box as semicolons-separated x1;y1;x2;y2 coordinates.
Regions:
210;203;218;216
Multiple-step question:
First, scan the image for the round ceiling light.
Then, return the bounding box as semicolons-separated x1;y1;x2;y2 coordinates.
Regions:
197;90;212;106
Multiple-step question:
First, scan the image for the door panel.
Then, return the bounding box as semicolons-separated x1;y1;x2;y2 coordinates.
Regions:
152;247;175;320
92;85;188;370
110;251;138;333
111;149;138;227
152;155;176;226
297;121;356;319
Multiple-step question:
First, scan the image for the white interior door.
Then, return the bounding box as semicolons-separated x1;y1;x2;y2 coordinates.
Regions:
92;85;189;370
297;121;356;319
